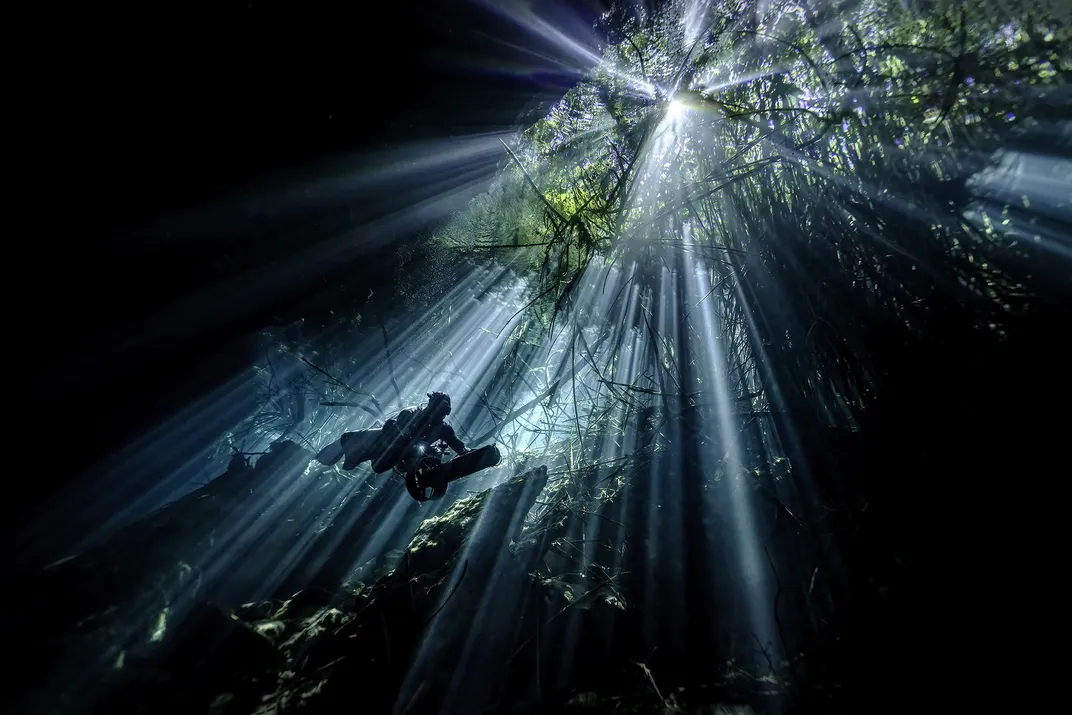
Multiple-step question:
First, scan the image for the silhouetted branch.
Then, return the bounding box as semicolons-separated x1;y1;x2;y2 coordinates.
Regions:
500;139;568;226
301;357;382;412
472;379;563;446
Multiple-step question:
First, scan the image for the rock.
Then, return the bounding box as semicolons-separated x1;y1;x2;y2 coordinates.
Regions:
346;549;406;588
13;464;556;715
407;489;491;570
161;602;281;679
234;600;280;622
272;587;335;621
252;620;288;644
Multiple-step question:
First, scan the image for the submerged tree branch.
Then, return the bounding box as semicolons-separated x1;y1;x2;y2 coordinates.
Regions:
500;139;569;226
302;357;382;412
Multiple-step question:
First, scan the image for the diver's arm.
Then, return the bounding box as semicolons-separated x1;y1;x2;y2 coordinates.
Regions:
438;424;468;454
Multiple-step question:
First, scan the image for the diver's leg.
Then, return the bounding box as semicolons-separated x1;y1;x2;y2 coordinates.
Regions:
314;439;345;466
370;425;410;473
340;430;379;470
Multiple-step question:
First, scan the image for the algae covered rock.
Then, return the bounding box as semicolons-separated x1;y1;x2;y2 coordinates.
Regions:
407;489;491;564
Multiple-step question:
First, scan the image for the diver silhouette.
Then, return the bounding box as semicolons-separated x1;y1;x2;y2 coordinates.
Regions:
314;392;467;473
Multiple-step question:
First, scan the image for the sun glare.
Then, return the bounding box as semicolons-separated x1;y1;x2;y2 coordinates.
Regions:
667;98;687;121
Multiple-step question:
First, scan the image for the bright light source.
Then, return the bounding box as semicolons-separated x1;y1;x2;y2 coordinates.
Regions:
667;98;686;121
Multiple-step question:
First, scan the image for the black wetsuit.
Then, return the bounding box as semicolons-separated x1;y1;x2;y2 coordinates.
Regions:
318;406;467;472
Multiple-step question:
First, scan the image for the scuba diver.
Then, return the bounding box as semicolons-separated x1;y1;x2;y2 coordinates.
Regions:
314;392;468;473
